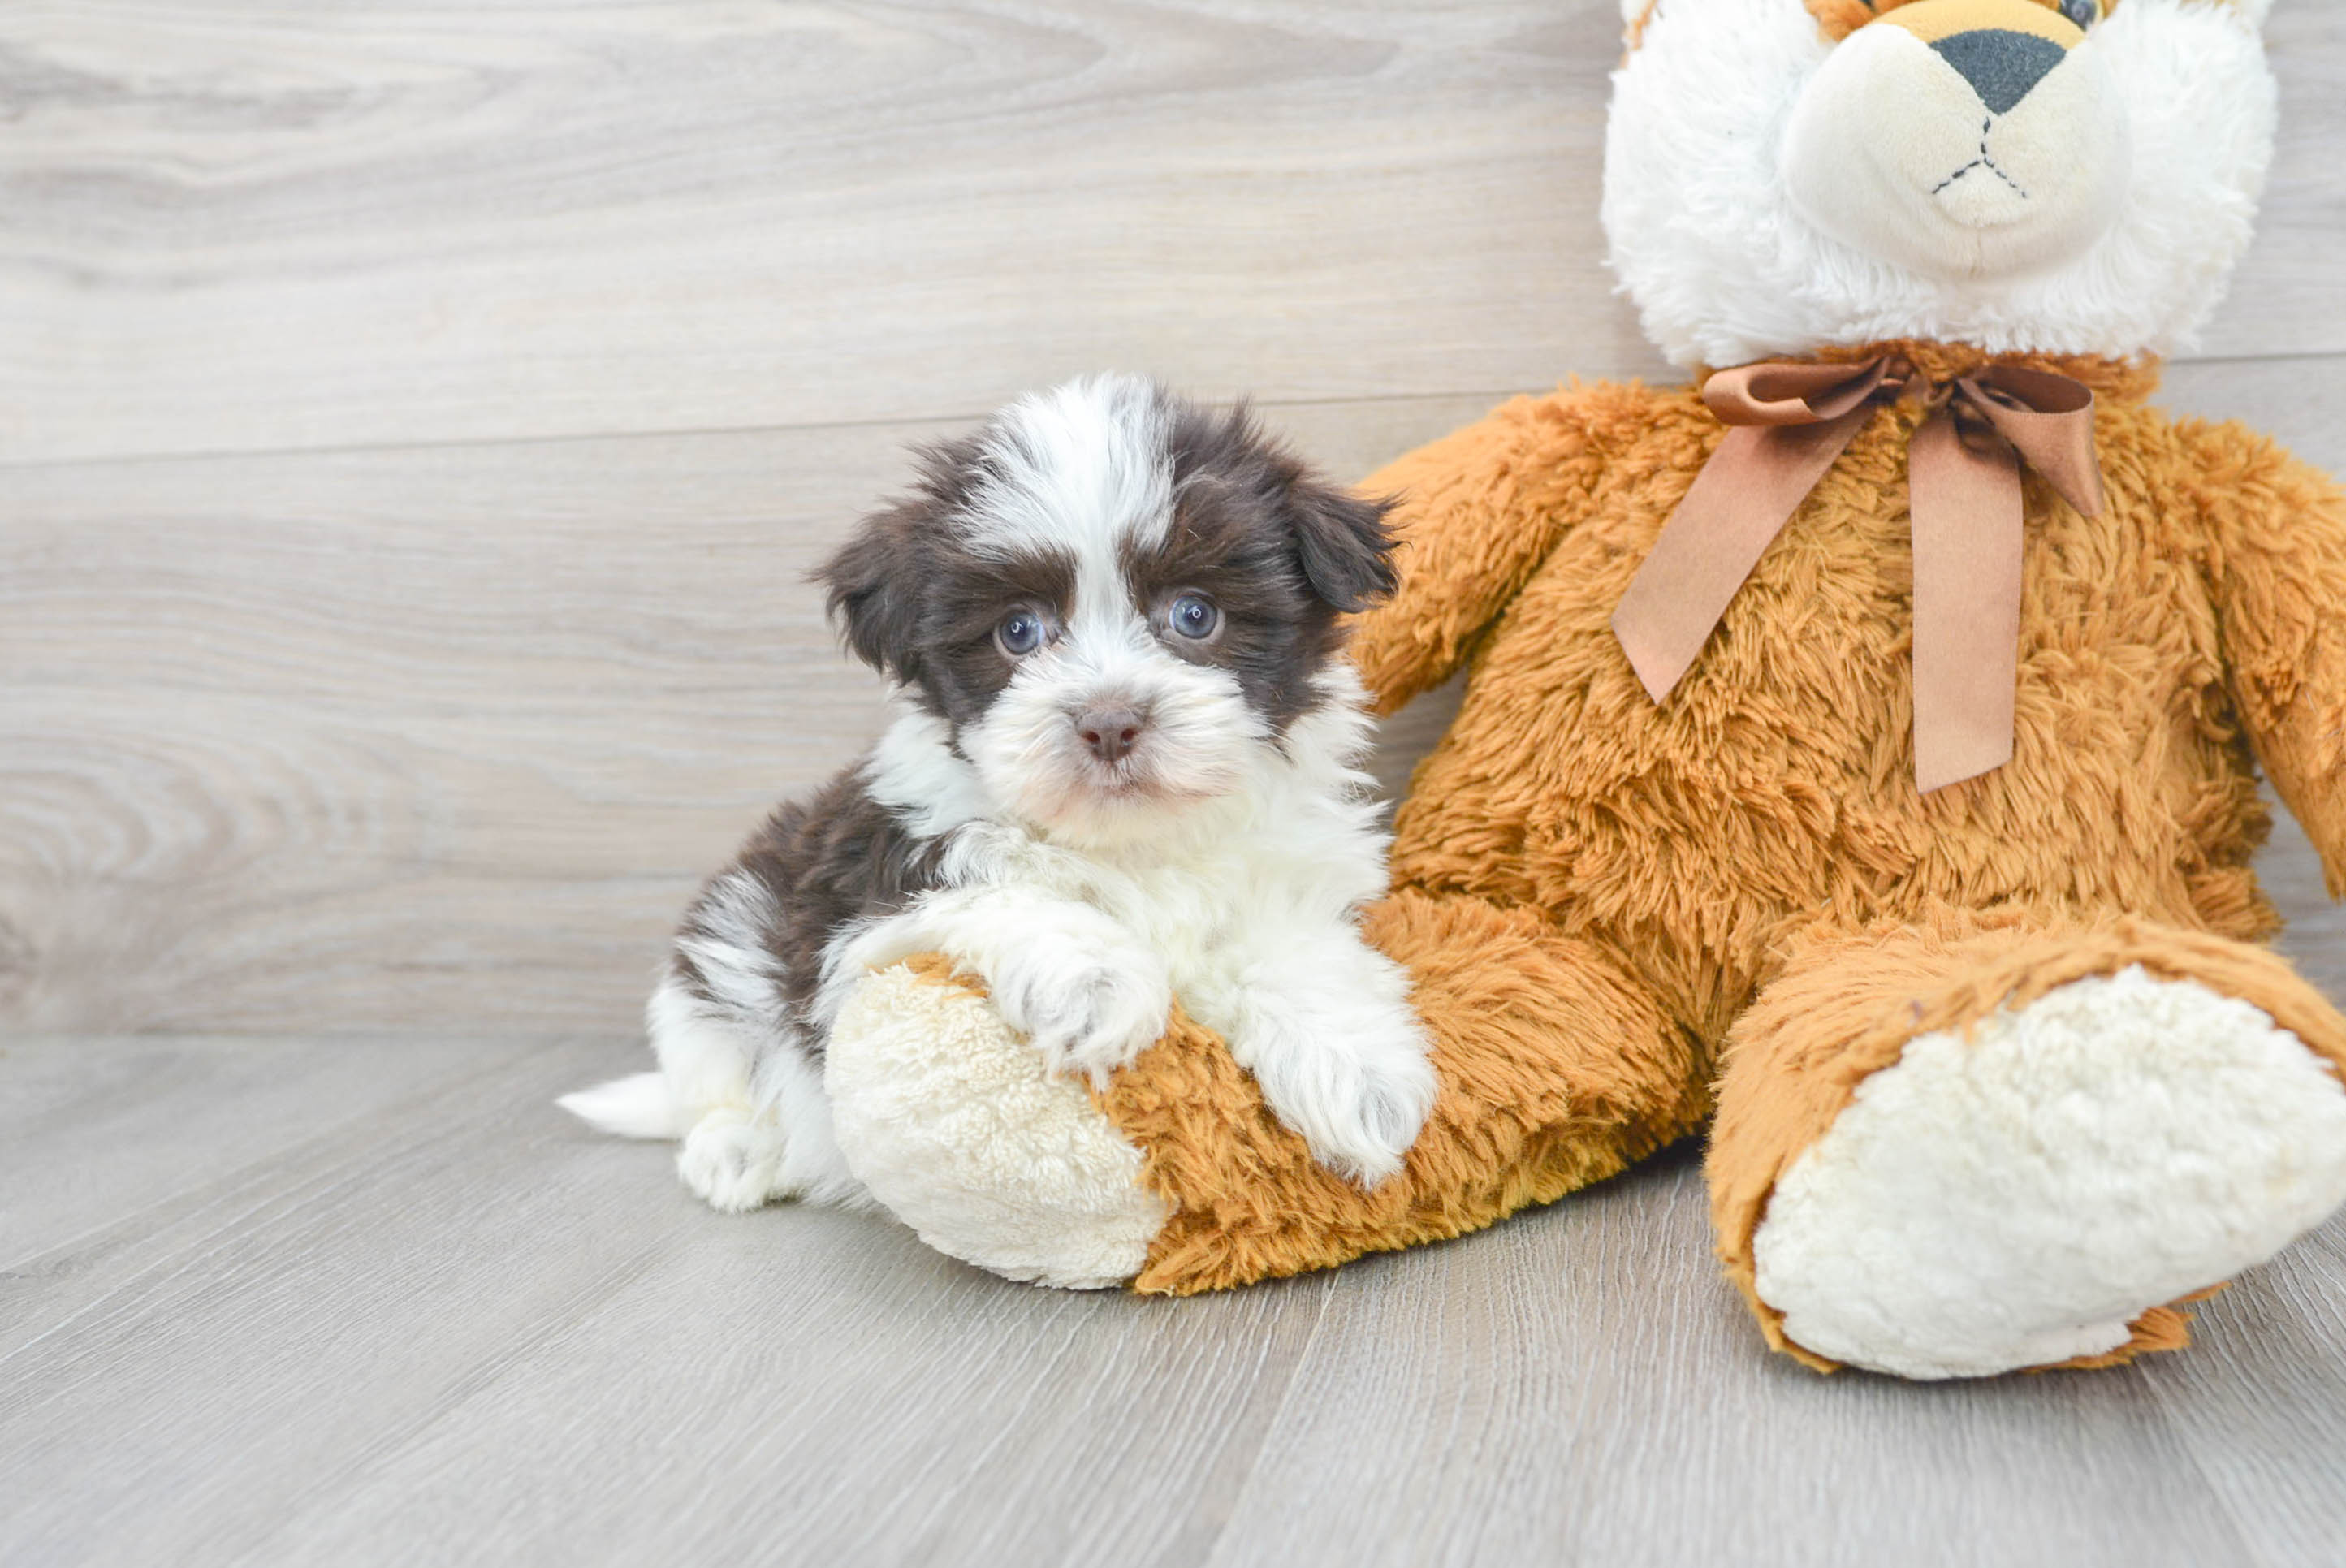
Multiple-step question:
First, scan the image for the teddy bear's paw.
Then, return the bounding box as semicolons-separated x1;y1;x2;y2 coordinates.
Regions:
1751;965;2346;1379
824;961;1169;1289
676;1106;789;1214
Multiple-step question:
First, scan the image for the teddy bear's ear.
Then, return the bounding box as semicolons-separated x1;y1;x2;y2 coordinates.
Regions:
817;496;930;685
1622;0;1661;49
1285;479;1399;614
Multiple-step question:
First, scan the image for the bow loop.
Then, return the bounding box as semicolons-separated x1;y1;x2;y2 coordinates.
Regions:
1610;354;2105;793
1954;367;2106;518
1703;358;1894;426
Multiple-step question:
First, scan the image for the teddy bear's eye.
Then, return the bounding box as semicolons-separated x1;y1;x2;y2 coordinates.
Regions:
2058;0;2098;30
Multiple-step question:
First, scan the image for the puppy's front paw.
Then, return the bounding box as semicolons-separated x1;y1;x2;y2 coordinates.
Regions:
993;953;1172;1087
1252;1013;1438;1189
676;1107;788;1213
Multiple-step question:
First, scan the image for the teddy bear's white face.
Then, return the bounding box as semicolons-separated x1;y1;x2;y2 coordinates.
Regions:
1604;0;2275;367
1783;0;2132;280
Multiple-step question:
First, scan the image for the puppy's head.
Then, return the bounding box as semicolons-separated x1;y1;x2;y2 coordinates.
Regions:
819;374;1393;844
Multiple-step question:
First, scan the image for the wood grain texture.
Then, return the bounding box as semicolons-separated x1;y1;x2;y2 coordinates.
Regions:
0;1030;547;1293
1203;1152;2267;1568
3;0;2342;462
7;369;2340;1038
0;392;1498;1036
3;1033;2344;1567
4;4;2344;1556
0;0;1658;463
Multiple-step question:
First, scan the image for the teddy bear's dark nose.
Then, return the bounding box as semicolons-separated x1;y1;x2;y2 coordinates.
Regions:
1932;28;2068;115
1075;706;1145;764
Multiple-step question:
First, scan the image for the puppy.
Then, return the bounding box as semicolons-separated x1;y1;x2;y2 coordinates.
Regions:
560;374;1437;1214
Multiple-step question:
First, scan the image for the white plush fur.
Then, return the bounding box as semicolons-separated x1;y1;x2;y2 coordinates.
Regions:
1783;18;2129;280
1604;0;2275;366
826;961;1169;1289
1752;966;2346;1379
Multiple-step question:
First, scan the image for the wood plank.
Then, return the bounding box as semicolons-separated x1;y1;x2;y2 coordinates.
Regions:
253;1225;1329;1567
1199;1149;2268;1568
2141;1215;2346;1567
5;0;2341;463
0;1038;706;1565
0;1030;546;1290
7;1029;2340;1567
0;0;1660;463
0;393;1496;1037
0;1032;1341;1567
6;366;2340;1038
10;366;2340;1039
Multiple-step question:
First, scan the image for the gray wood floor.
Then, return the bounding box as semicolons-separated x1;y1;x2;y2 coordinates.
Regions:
5;3;2345;1564
5;983;2346;1568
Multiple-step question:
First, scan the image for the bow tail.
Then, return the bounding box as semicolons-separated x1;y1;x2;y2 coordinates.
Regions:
1908;410;2025;793
1612;412;1869;702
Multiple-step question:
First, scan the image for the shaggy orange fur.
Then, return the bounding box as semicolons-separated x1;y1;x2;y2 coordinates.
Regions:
1095;888;1708;1294
1799;0;2126;46
1065;346;2346;1371
1708;909;2346;1368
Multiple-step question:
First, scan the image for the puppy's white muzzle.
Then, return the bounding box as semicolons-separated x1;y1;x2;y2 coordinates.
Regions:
961;625;1262;844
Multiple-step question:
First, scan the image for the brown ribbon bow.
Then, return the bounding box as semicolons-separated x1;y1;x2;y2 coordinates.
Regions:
1609;356;2106;793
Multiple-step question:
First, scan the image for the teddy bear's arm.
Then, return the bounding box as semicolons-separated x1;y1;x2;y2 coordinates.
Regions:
1347;387;1634;715
2187;419;2346;896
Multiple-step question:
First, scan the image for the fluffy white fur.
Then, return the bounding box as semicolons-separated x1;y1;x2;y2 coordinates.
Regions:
830;662;1432;1185
558;976;875;1212
566;375;1436;1217
1783;18;2130;279
1604;0;2276;366
826;961;1169;1289
959;374;1177;568
1752;966;2346;1379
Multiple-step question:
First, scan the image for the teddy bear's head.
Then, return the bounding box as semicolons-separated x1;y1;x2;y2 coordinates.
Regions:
1603;0;2277;368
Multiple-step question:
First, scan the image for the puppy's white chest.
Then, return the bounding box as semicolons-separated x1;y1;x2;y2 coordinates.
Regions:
1109;852;1256;957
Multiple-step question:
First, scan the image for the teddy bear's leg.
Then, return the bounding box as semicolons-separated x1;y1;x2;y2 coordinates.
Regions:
823;957;1172;1289
822;888;1712;1294
1709;914;2346;1379
1113;887;1713;1294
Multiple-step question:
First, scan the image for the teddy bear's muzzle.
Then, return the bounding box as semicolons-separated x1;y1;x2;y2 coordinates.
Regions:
1780;0;2130;282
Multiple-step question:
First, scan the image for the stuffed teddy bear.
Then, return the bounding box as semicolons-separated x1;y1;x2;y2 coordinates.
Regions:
820;0;2346;1378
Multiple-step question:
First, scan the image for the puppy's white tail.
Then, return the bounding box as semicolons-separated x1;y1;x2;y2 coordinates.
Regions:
558;1072;680;1140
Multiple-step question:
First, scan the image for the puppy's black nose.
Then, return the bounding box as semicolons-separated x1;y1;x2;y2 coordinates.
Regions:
1932;28;2067;115
1075;707;1144;764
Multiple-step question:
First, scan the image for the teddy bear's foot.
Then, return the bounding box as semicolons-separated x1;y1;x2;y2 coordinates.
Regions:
824;958;1169;1289
1743;960;2346;1379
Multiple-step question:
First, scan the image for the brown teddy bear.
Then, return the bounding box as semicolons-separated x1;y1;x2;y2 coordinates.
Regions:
819;0;2346;1379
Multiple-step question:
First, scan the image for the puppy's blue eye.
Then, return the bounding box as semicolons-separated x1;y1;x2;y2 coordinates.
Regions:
2059;0;2097;29
1169;594;1220;640
997;611;1046;656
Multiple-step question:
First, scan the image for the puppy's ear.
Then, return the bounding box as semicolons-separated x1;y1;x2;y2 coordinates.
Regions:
1286;479;1398;613
817;500;927;684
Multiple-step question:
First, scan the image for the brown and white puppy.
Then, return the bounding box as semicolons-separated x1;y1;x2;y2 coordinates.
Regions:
561;375;1437;1212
